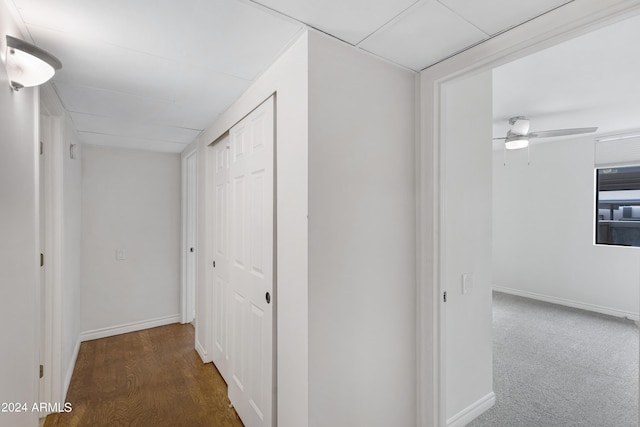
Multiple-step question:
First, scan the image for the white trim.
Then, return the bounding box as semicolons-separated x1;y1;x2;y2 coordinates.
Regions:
181;148;197;324
446;392;495;427
195;339;209;363
39;83;66;407
79;315;181;342
181;151;188;324
63;338;81;400
33;87;42;427
419;2;640;426
494;286;640;321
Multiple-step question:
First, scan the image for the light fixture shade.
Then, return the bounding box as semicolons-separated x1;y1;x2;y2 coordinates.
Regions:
505;136;529;150
5;35;62;90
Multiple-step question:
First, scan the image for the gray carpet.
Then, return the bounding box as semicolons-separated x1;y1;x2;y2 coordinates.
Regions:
468;291;639;427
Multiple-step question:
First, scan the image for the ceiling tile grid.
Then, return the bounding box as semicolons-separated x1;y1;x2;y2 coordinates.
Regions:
10;0;304;152
79;132;191;153
6;0;601;152
251;0;419;45
437;0;572;36
358;0;487;71
70;113;201;144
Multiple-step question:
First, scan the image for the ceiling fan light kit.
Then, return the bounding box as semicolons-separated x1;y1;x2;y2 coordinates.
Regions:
494;116;599;165
495;116;598;165
509;116;530;135
505;136;529;150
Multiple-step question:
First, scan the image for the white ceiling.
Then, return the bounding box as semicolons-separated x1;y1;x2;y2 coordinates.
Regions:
7;0;633;153
493;13;640;145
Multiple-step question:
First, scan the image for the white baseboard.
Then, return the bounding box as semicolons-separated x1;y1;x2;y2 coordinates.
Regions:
80;314;181;342
447;392;495;427
63;337;81;400
493;286;640;321
196;339;209;363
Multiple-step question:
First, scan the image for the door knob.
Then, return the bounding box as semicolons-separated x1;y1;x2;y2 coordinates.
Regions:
265;292;271;304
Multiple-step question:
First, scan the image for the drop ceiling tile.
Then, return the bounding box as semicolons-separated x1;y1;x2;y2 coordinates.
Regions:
359;0;487;71
79;132;187;154
438;0;571;35
53;82;175;122
28;26;180;101
70;113;202;144
54;65;249;131
150;63;254;130
14;0;303;80
252;0;418;45
174;0;304;80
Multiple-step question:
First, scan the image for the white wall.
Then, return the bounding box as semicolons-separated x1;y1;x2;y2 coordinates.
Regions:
307;32;417;427
193;31;309;427
493;136;640;319
81;145;181;338
61;113;82;394
0;3;40;426
442;71;494;425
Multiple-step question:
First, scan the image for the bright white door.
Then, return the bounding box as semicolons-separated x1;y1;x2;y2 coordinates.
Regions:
227;97;274;427
186;152;197;323
38;121;46;404
212;134;231;382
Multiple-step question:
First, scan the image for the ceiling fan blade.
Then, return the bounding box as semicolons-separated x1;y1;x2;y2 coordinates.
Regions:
493;137;507;140
529;127;598;139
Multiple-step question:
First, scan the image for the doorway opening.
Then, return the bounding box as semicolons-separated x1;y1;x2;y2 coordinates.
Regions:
182;149;197;325
480;13;640;425
420;3;640;427
38;86;66;415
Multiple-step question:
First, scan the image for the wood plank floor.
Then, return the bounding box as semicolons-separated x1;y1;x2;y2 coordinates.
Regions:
44;323;244;427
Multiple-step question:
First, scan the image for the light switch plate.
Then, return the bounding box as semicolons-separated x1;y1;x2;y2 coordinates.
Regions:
116;249;126;260
462;273;473;295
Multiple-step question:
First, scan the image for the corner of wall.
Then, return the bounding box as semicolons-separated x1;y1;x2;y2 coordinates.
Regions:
63;338;81;401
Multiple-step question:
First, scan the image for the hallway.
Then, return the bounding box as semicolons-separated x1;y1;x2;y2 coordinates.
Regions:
44;324;243;427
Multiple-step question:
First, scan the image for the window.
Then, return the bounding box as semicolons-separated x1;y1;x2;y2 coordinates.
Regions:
596;165;640;247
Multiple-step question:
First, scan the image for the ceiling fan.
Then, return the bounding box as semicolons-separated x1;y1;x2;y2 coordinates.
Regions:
494;116;598;150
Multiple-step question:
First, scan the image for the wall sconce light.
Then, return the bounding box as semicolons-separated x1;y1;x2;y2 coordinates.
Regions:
5;35;62;91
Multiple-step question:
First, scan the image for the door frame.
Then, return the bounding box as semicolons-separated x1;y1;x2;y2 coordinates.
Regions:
38;83;65;408
181;147;198;324
417;1;640;426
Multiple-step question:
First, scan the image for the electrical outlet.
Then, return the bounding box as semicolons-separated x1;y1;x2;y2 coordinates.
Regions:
462;274;473;295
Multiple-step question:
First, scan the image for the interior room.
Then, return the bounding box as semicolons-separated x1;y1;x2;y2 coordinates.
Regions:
471;14;640;425
1;1;639;427
491;9;640;322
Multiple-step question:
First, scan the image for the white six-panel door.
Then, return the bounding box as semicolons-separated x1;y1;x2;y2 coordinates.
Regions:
212;134;231;381
214;97;274;427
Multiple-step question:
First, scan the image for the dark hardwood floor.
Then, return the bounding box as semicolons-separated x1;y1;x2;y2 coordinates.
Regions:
44;323;244;427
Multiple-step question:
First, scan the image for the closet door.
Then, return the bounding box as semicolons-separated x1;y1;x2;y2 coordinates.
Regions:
212;134;230;381
228;97;274;427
